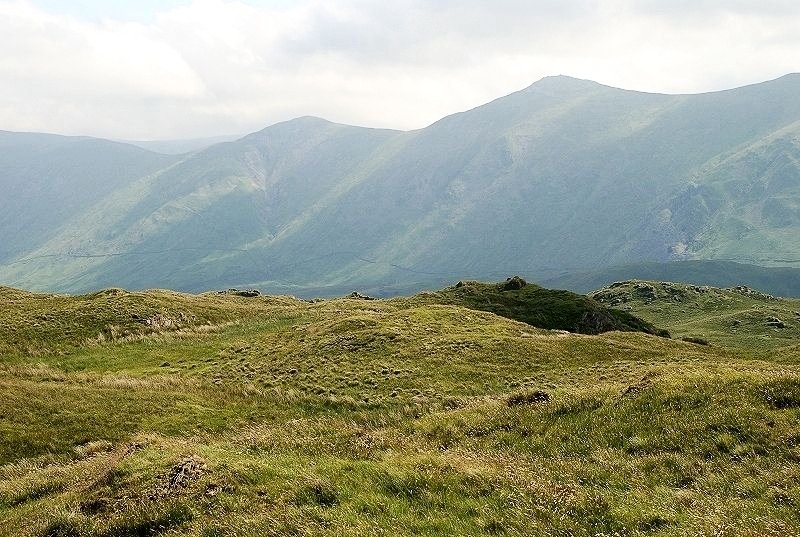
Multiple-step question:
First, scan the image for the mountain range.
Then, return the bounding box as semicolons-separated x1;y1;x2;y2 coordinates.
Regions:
1;74;800;296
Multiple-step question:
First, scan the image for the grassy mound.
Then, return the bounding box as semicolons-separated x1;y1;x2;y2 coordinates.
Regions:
409;277;669;336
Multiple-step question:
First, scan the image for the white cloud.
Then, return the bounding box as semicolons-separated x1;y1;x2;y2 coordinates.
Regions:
0;0;798;139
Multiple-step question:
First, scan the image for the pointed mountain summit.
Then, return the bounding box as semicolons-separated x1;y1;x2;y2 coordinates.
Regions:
525;74;605;92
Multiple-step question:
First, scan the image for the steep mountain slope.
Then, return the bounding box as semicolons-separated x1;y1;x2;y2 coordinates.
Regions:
0;119;402;292
1;75;800;294
0;132;178;264
675;121;800;262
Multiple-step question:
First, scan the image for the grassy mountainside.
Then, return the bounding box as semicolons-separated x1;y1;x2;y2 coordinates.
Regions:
1;283;800;535
0;119;401;293
409;277;669;336
0;132;177;265
591;280;800;350
678;122;800;264
2;75;800;294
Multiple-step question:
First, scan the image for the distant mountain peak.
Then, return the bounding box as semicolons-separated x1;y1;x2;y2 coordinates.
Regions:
247;116;334;138
534;74;593;84
265;116;334;130
773;72;800;82
289;115;333;125
527;75;603;91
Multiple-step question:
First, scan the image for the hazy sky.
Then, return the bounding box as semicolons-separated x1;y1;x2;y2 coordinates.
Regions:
1;0;798;139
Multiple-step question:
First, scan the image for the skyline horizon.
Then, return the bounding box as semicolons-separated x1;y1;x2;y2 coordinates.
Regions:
4;71;800;143
3;0;799;140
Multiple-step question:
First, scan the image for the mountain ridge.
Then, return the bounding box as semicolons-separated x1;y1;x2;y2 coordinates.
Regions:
4;72;800;140
1;74;800;294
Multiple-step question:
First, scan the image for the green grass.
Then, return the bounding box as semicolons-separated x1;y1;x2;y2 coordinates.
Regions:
409;278;669;336
591;280;800;352
1;282;799;535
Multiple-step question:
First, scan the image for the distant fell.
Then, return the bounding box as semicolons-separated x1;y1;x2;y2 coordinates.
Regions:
119;134;243;155
2;74;800;293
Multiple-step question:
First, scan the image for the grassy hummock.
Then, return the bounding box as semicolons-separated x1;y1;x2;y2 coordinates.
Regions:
411;277;669;336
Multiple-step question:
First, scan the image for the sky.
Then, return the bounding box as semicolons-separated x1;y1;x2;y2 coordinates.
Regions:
1;0;798;140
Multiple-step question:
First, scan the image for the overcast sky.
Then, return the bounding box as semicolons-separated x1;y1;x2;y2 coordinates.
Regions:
1;0;798;140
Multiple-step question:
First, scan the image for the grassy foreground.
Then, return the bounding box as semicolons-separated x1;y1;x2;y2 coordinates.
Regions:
1;284;799;536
